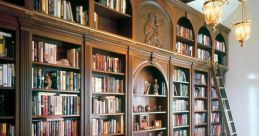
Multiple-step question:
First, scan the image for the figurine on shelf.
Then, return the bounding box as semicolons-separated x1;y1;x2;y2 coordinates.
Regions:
144;81;151;94
158;105;162;111
153;79;159;95
134;123;140;131
138;105;145;112
44;72;52;89
145;105;150;112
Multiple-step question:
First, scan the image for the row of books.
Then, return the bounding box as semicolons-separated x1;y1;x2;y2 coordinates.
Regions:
194;113;206;125
0;31;15;58
173;100;188;111
32;93;80;115
32;119;79;136
194;100;205;111
214;54;225;65
198;34;211;46
215;41;226;52
211;125;221;136
176;24;193;40
194;127;206;136
92;76;124;93
32;40;80;68
173;69;187;82
211;88;218;98
212;101;219;110
0;64;15;87
92;53;123;73
198;49;210;61
92;116;124;135
34;0;88;24
32;68;81;91
92;96;122;114
173;114;188;126
176;42;193;56
0;123;14;136
194;87;206;97
211;113;220;123
173;130;188;136
174;84;188;97
195;73;206;85
97;0;127;14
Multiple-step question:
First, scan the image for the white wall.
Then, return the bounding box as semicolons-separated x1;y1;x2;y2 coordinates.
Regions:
224;1;259;136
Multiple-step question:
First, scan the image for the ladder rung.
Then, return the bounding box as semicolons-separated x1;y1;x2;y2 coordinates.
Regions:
222;98;228;101
231;132;237;135
228;121;234;123
219;87;225;89
216;76;223;79
225;109;231;112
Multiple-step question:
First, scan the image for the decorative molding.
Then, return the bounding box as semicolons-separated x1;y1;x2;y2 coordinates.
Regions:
149;52;156;65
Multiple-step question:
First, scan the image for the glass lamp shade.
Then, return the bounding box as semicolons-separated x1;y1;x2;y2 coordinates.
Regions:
234;20;251;47
203;0;225;27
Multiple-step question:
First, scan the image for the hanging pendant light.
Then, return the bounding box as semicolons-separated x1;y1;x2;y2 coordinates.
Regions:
203;0;228;30
234;0;251;47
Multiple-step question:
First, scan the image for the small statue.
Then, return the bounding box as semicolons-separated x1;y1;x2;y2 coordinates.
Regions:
153;79;159;95
144;81;151;94
145;105;150;112
44;72;52;89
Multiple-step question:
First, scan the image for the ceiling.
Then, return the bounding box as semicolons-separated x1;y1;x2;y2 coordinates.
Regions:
187;0;240;24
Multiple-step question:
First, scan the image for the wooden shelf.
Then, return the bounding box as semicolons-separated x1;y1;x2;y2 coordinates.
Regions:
211;110;221;112
197;43;211;50
133;127;167;133
0;86;15;90
194;97;208;100
133;94;167;97
33;62;80;71
173;96;189;99
195;123;207;127
0;116;15;120
92;69;125;76
32;114;80;119
194;110;207;113
215;49;226;54
32;88;80;94
194;84;207;87
133;111;167;115
0;57;15;62
173;111;189;114
93;133;125;136
92;113;124;116
173;81;189;84
91;92;125;96
173;125;189;129
176;35;194;43
94;2;131;20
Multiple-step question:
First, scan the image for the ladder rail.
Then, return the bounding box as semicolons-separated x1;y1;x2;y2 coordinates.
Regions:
211;63;237;136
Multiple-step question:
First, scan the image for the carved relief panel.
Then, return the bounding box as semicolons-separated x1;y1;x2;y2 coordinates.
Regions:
136;1;172;50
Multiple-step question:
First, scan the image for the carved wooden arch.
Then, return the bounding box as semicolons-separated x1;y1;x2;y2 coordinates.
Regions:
135;0;173;50
132;60;169;94
177;16;196;41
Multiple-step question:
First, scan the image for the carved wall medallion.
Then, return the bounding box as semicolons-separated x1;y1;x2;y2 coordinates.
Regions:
144;12;163;48
136;1;172;50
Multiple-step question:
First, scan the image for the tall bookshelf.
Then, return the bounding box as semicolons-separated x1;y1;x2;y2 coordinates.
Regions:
214;34;226;65
197;26;212;61
31;36;82;135
176;17;195;57
132;66;168;136
94;0;132;38
193;71;209;136
0;28;16;136
91;48;126;136
210;76;223;136
172;65;191;136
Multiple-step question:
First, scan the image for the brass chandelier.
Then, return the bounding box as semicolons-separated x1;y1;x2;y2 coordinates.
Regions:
203;0;228;30
233;0;251;47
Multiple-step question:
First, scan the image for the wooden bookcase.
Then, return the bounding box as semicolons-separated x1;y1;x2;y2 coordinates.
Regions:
176;17;195;57
172;63;192;136
197;26;212;61
132;66;168;136
30;34;83;135
0;27;17;136
193;70;209;136
214;34;226;65
0;0;232;135
90;48;126;136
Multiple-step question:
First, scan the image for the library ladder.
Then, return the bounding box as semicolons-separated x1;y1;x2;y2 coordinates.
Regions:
211;63;237;136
